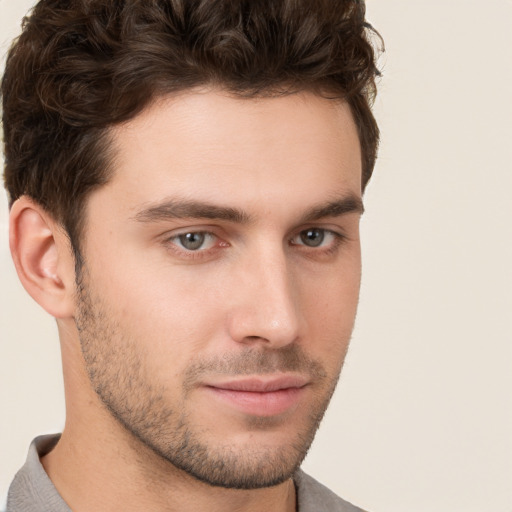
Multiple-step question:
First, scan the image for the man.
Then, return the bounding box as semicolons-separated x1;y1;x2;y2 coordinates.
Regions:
2;1;381;511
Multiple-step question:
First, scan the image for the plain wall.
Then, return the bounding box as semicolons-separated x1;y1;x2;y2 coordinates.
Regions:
1;1;511;510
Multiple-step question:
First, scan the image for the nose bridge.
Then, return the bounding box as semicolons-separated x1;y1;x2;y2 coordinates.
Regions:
228;241;301;347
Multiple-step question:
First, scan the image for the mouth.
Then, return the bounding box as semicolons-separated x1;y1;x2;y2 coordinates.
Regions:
203;375;309;417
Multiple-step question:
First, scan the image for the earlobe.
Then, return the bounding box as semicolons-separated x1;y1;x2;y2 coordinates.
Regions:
9;197;76;319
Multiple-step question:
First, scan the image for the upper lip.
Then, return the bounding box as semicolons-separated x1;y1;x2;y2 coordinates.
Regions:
205;375;309;392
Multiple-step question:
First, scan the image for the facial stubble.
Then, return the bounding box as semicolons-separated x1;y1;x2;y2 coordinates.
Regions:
75;272;347;490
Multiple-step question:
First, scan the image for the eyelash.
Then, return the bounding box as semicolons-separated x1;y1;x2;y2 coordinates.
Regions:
163;231;225;261
163;228;347;260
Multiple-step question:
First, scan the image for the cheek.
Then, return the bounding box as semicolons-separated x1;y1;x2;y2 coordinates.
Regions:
85;235;361;372
303;283;359;337
86;251;228;370
298;260;361;355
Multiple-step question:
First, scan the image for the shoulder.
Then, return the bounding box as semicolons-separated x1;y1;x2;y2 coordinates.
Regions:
6;435;70;512
294;469;369;512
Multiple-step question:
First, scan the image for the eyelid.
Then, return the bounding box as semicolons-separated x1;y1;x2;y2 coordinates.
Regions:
160;224;349;262
162;225;220;241
290;226;346;245
175;231;216;250
161;228;229;261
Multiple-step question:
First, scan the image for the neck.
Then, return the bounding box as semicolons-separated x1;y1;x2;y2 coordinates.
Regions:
42;427;297;512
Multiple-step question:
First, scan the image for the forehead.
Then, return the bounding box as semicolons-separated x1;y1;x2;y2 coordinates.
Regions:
96;89;362;220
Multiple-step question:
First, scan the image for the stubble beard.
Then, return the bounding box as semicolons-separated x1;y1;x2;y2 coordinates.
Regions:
75;272;346;490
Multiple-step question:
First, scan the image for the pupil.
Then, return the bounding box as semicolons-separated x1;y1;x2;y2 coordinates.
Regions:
301;229;324;247
180;232;205;250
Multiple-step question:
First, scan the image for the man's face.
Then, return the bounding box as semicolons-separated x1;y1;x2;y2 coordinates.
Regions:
75;89;363;489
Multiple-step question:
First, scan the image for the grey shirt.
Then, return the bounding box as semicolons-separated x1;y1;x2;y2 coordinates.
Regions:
6;435;366;512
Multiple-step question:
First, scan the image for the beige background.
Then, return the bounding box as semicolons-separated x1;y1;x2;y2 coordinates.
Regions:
1;1;511;510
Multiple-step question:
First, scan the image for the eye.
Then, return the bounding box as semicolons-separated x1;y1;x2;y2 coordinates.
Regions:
171;232;216;251
298;228;326;247
290;228;345;252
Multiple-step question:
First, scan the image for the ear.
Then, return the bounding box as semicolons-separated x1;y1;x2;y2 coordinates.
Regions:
9;196;77;319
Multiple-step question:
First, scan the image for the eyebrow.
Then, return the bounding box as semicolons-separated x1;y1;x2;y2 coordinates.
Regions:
133;194;363;224
133;199;252;224
299;195;364;223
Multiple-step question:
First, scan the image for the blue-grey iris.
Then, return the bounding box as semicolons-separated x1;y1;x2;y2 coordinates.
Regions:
300;229;324;247
179;232;205;250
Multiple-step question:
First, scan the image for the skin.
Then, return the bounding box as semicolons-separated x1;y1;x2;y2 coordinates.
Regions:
10;89;363;512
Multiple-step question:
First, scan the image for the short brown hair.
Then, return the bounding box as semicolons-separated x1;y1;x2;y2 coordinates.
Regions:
2;0;382;257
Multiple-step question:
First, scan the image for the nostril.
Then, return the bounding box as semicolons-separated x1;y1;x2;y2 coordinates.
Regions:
246;335;264;341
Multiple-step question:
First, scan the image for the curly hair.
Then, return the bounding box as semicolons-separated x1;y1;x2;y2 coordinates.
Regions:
2;0;382;257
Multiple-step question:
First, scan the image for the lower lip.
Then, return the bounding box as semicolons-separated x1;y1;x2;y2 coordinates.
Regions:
205;387;304;417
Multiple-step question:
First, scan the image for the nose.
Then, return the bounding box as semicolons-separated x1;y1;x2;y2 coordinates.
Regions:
226;247;301;348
